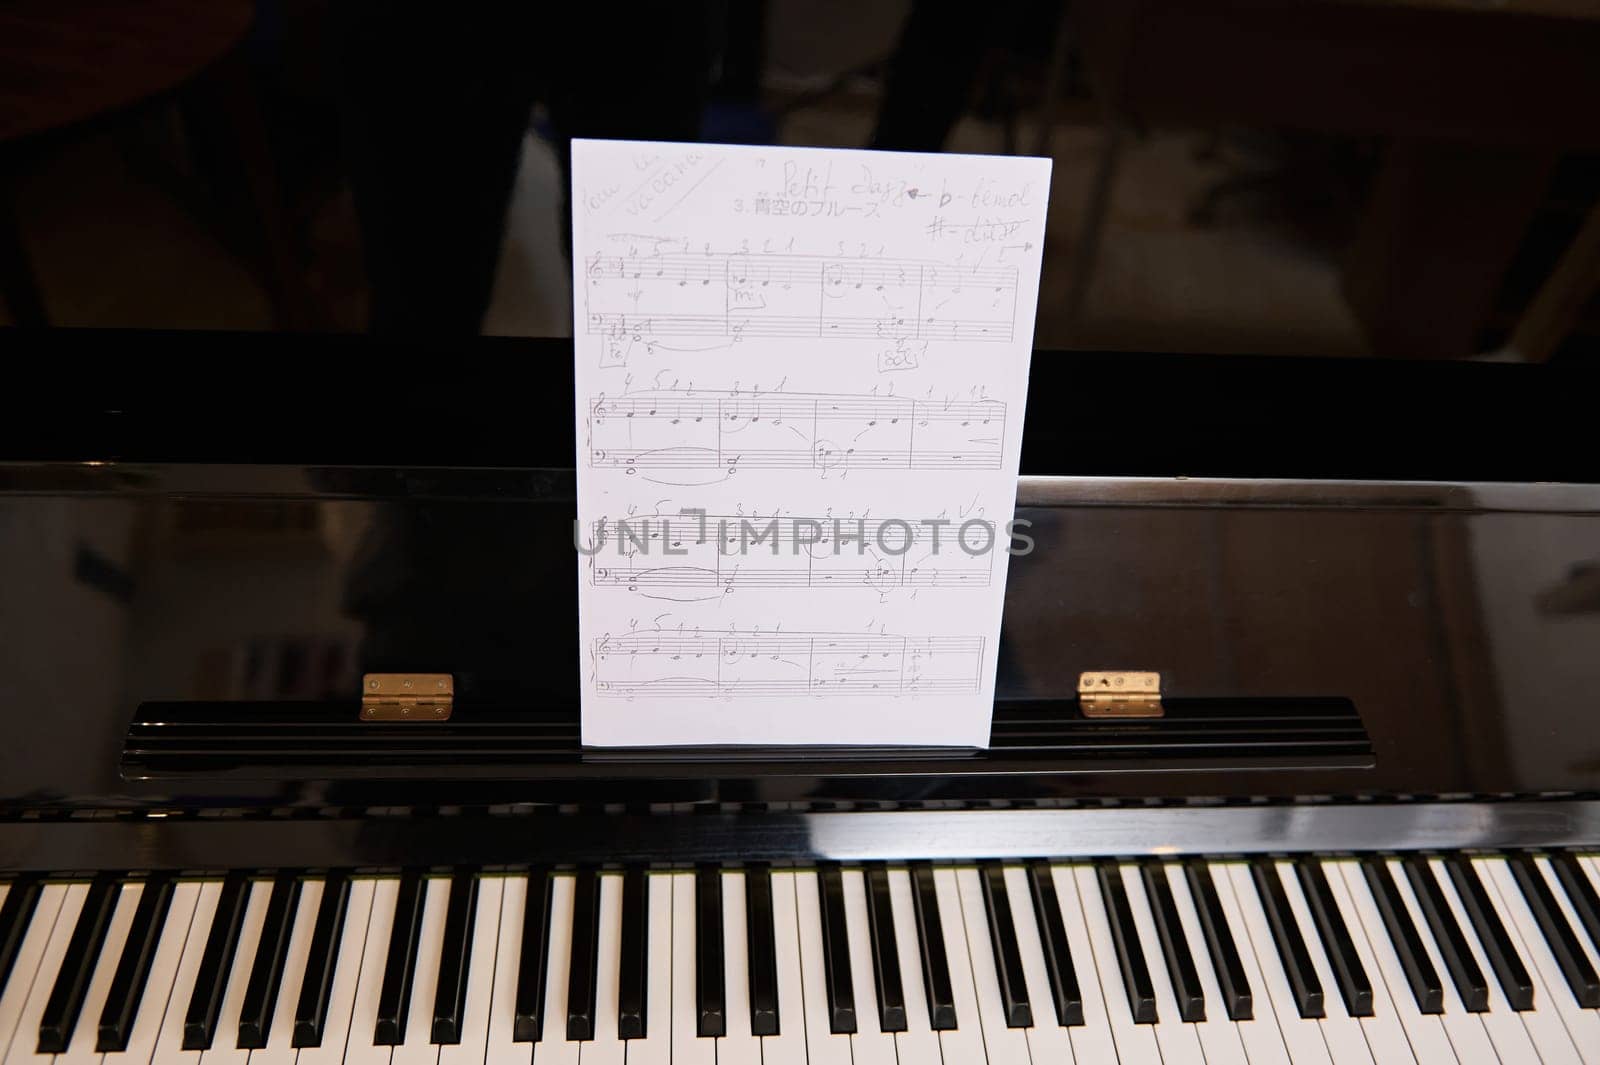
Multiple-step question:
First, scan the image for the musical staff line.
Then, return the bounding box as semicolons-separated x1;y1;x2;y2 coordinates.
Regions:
584;251;1017;343
592;631;985;698
587;515;997;593
587;390;1006;473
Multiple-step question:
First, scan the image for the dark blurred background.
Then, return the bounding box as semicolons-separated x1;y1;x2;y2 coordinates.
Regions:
2;0;1597;360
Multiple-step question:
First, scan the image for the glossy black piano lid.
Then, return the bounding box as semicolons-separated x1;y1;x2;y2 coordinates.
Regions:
4;330;1599;482
2;335;1600;817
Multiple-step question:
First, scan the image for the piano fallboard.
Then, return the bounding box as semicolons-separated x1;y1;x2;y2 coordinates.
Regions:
1;801;1598;873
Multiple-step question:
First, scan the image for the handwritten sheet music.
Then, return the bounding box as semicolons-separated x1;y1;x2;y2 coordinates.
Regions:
573;139;1050;747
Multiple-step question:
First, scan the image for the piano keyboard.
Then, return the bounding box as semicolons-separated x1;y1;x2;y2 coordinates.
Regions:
1;853;1598;1063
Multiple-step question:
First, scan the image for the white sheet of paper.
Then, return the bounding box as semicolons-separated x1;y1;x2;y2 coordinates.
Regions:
573;139;1050;748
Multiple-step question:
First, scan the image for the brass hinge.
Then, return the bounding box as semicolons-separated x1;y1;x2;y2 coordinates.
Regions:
361;673;453;721
1078;670;1163;718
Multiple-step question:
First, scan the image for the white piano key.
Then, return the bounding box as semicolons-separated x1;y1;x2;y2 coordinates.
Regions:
390;877;448;1065
667;873;712;1065
884;868;943;1065
537;874;579;1065
930;866;991;1065
953;867;1031;1065
483;876;532;1065
298;877;377;1065
1000;866;1076;1065
102;879;201;1065
1538;855;1600;984
1220;862;1334;1065
1332;860;1455;1065
1070;863;1161;1065
343;876;399;1065
1197;863;1301;1065
149;881;222;1065
711;871;759;1065
439;875;500;1065
1582;856;1600;970
1047;865;1119;1065
1384;857;1496;1065
1162;864;1259;1065
0;884;66;1062
248;877;324;1065
621;872;673;1065
1582;857;1600;976
1314;862;1417;1065
197;878;271;1065
1478;856;1600;1065
794;869;853;1065
760;871;807;1065
55;880;140;1065
1120;864;1206;1065
1582;855;1600;901
2;881;84;1065
1273;861;1374;1065
842;868;899;1065
1424;858;1553;1065
580;873;625;1065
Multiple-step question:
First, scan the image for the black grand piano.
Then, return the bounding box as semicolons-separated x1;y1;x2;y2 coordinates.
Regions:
2;334;1598;1063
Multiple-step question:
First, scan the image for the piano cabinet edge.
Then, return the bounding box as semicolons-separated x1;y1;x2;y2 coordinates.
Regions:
2;799;1599;873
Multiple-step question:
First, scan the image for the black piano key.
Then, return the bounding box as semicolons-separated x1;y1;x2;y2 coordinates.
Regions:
1508;852;1600;1008
513;867;554;1042
37;873;119;1053
1026;860;1085;1026
96;874;175;1052
237;873;302;1048
695;864;725;1037
1250;858;1325;1018
1401;856;1488;1012
1550;852;1600;961
980;863;1033;1027
374;871;426;1045
1295;858;1374;1017
910;863;958;1030
865;865;907;1032
1443;855;1534;1010
1096;861;1158;1024
1183;860;1252;1021
745;863;779;1036
431;872;478;1045
1361;858;1445;1014
184;871;250;1049
567;868;601;1041
618;866;649;1040
818;863;858;1034
0;874;43;999
292;871;351;1048
1141;861;1206;1022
